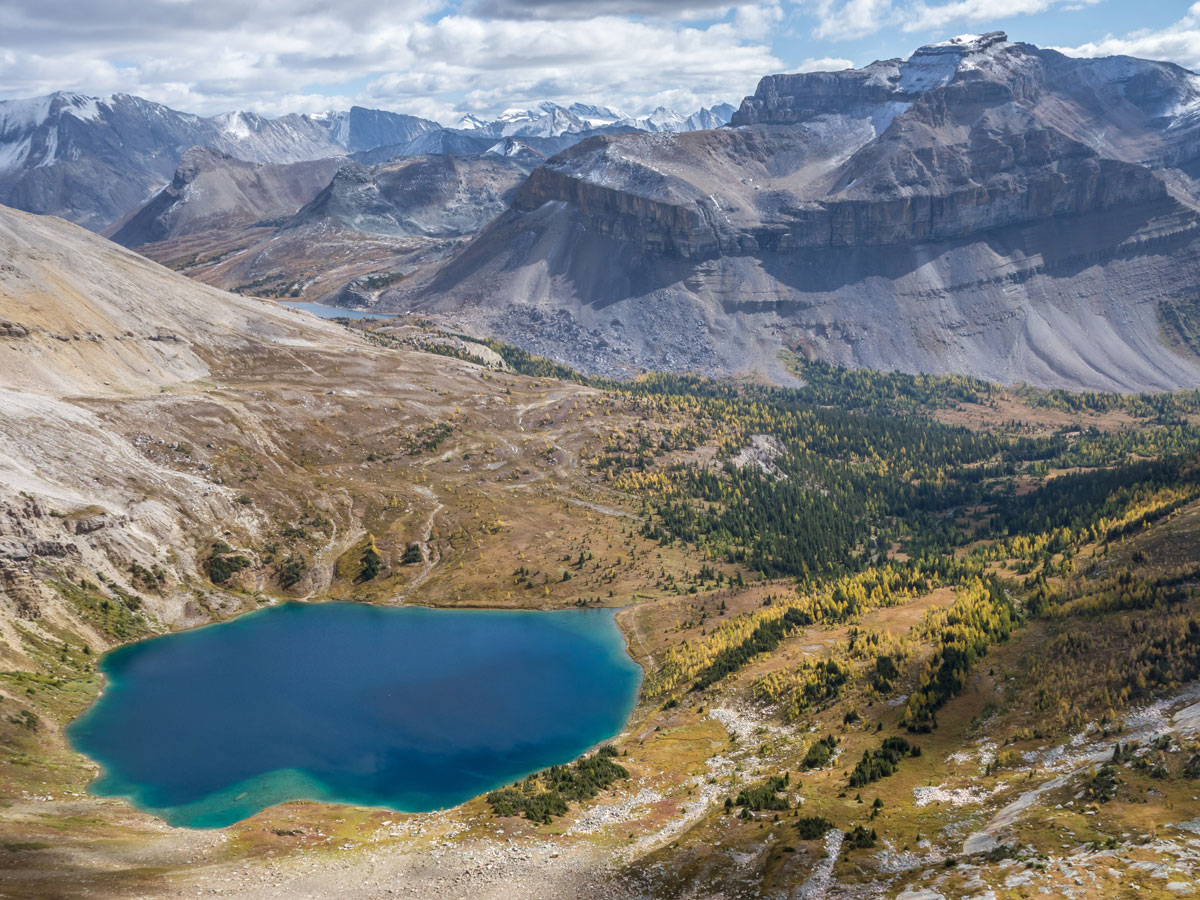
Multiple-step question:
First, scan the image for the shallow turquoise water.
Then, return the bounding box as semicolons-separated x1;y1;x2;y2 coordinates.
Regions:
280;301;395;319
67;603;641;829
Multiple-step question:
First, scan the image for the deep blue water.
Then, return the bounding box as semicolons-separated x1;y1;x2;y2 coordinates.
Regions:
67;603;641;829
280;301;395;319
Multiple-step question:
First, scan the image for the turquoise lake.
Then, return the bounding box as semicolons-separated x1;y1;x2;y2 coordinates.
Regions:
280;301;395;319
67;603;642;829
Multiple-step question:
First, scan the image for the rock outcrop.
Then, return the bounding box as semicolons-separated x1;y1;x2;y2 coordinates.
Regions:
118;150;538;306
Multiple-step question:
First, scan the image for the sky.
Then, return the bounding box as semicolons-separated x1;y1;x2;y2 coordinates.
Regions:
0;1;1198;124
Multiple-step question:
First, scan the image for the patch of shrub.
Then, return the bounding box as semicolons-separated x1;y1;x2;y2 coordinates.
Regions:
734;774;791;811
276;554;306;589
1086;764;1120;803
204;541;250;584
848;736;916;788
7;709;38;730
802;734;839;770
844;824;877;849
795;815;833;839
487;746;628;824
359;536;381;581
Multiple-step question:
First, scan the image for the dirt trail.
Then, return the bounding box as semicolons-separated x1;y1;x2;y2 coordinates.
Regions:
559;495;637;519
394;486;443;602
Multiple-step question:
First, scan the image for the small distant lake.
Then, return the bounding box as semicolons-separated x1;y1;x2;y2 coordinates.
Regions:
280;301;395;319
67;604;641;829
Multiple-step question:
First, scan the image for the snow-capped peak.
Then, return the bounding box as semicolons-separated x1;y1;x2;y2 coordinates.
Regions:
645;107;685;128
899;31;1010;93
0;95;54;134
916;32;1008;56
485;137;545;160
59;93;106;122
214;110;257;140
452;99;736;138
568;102;627;127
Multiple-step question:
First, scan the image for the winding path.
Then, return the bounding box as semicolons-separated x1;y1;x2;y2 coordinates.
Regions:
394;486;443;603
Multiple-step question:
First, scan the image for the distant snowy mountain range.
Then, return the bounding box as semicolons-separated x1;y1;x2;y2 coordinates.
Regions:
0;91;735;230
455;101;736;138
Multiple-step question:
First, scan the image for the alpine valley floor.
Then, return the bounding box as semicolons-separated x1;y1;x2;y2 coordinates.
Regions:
6;207;1200;899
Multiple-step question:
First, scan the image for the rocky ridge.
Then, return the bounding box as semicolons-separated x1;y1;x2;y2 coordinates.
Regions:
0;93;734;232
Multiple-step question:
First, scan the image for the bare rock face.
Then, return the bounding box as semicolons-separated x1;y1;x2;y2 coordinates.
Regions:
117;150;538;307
0;562;46;619
390;33;1200;391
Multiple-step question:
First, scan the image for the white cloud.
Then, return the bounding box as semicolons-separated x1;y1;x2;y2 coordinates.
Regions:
732;2;785;39
904;0;1098;33
811;0;893;40
1056;3;1200;71
804;0;1100;41
464;0;736;20
0;0;782;122
788;56;856;72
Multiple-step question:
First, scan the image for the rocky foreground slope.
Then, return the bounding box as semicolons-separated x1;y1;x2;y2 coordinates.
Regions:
389;33;1200;392
0;198;615;666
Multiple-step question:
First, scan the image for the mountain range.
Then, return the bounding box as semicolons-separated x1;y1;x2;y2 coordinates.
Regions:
385;32;1200;392
0;92;734;231
0;92;437;230
455;100;737;137
6;34;1200;392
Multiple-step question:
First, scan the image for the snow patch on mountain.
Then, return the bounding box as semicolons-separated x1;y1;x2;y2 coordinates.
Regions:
0;95;54;135
0;136;31;174
61;95;104;122
215;111;255;141
36;129;57;168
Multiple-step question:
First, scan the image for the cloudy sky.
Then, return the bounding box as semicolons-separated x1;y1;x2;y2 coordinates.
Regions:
0;0;1197;123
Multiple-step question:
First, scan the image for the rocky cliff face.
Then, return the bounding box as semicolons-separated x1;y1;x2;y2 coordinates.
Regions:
388;34;1200;392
